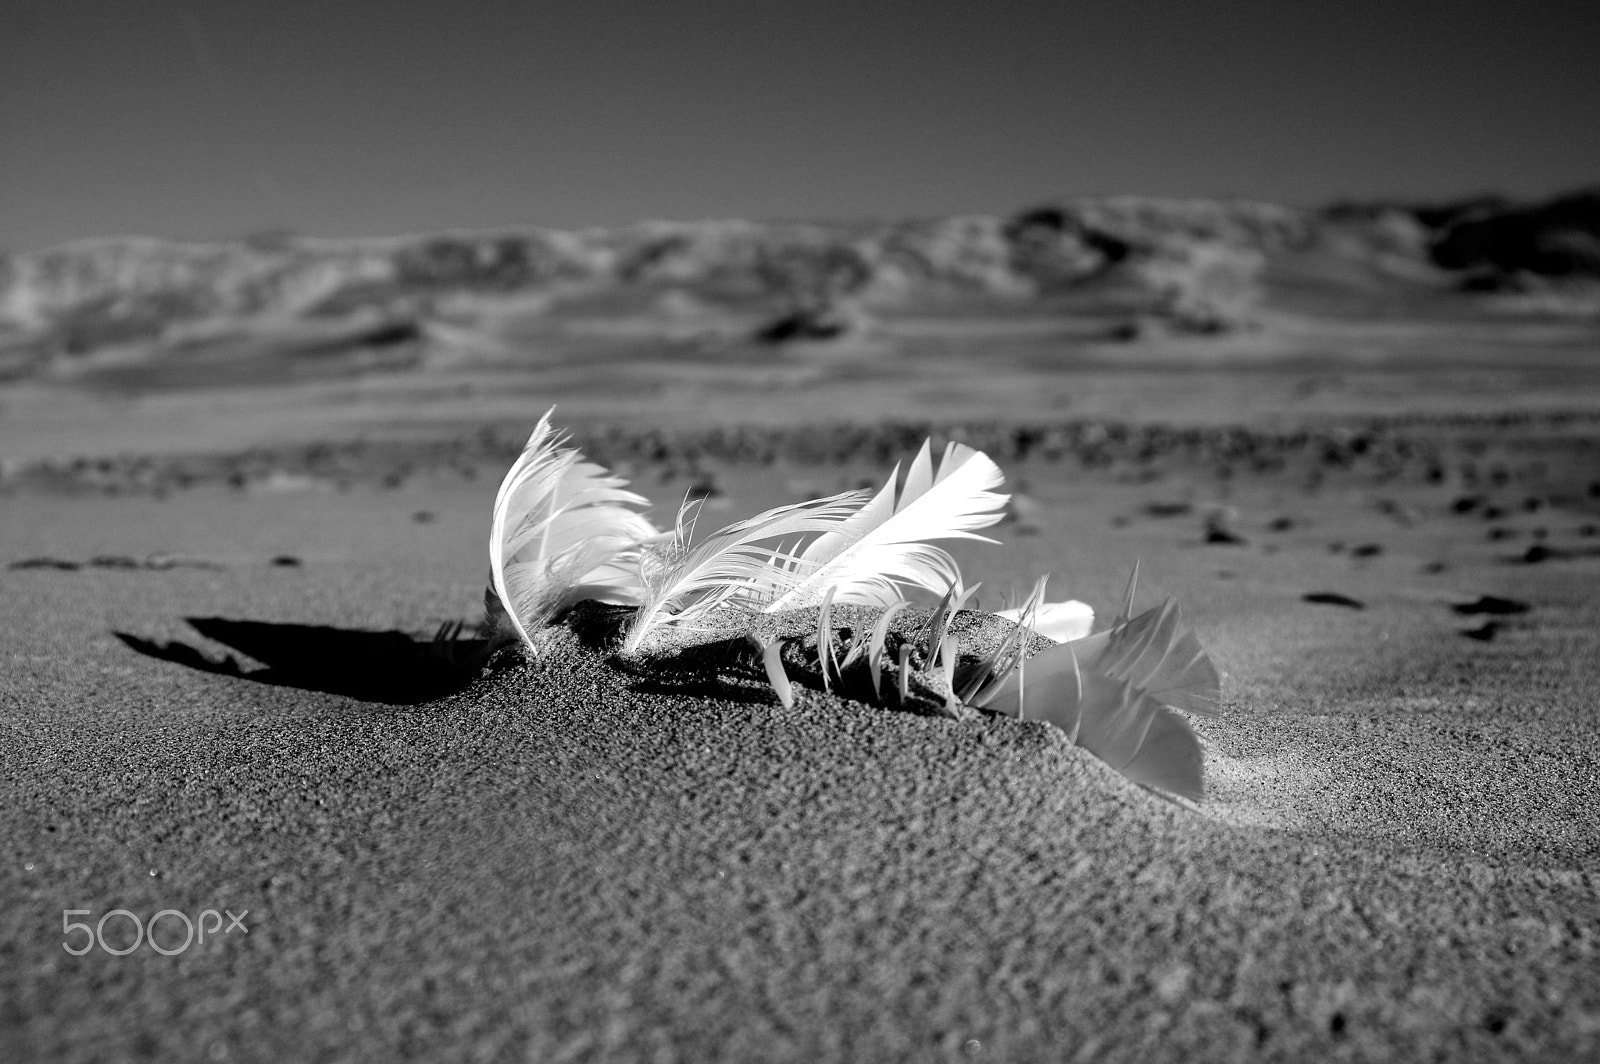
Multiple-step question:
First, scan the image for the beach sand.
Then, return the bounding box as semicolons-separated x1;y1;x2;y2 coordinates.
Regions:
3;420;1598;1062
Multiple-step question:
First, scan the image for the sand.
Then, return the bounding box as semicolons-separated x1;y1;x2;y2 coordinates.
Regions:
2;420;1598;1063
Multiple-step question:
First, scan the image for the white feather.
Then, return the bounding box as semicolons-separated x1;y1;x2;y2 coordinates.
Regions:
621;490;869;655
974;598;1221;800
994;599;1095;643
761;440;1009;612
488;409;659;651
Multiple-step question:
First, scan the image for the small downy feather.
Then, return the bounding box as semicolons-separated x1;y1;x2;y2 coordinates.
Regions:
761;440;1009;613
994;599;1094;644
489;409;659;652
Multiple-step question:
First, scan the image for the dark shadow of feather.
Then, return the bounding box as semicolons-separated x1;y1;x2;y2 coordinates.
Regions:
114;617;485;705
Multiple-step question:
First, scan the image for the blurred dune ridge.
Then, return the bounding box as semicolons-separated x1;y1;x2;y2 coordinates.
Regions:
3;189;1596;374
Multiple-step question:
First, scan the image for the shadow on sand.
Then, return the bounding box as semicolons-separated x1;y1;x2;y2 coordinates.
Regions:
115;617;484;705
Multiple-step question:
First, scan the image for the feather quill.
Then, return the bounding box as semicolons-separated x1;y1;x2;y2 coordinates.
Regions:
488;409;659;652
761;440;1009;612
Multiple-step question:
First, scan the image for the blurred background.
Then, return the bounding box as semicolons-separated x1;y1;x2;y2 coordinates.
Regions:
2;0;1597;465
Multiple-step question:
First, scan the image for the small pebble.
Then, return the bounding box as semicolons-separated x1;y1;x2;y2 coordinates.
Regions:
1304;592;1365;610
1452;595;1530;616
1202;507;1248;546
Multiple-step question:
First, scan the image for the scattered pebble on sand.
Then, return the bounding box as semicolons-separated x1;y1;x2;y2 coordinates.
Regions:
1303;592;1365;609
1452;595;1530;616
1202;508;1248;546
8;554;221;572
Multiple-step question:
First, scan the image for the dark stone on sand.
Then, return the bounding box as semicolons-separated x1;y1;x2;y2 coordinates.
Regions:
272;555;304;567
1203;510;1248;546
1452;595;1530;616
755;307;851;343
1421;561;1448;574
1143;501;1194;518
1267;517;1296;531
1303;592;1366;609
685;477;723;501
1205;526;1248;546
1351;543;1384;557
9;557;81;571
10;554;220;572
413;510;436;524
1523;544;1552;563
89;555;141;569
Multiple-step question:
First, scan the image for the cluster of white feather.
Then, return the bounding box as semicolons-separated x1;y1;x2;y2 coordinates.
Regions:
486;409;1221;800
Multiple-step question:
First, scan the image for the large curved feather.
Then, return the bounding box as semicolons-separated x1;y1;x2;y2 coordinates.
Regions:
762;440;1009;612
975;597;1220;800
489;409;659;651
993;643;1204;799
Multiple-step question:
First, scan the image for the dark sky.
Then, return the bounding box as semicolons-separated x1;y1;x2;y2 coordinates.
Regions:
3;0;1596;251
